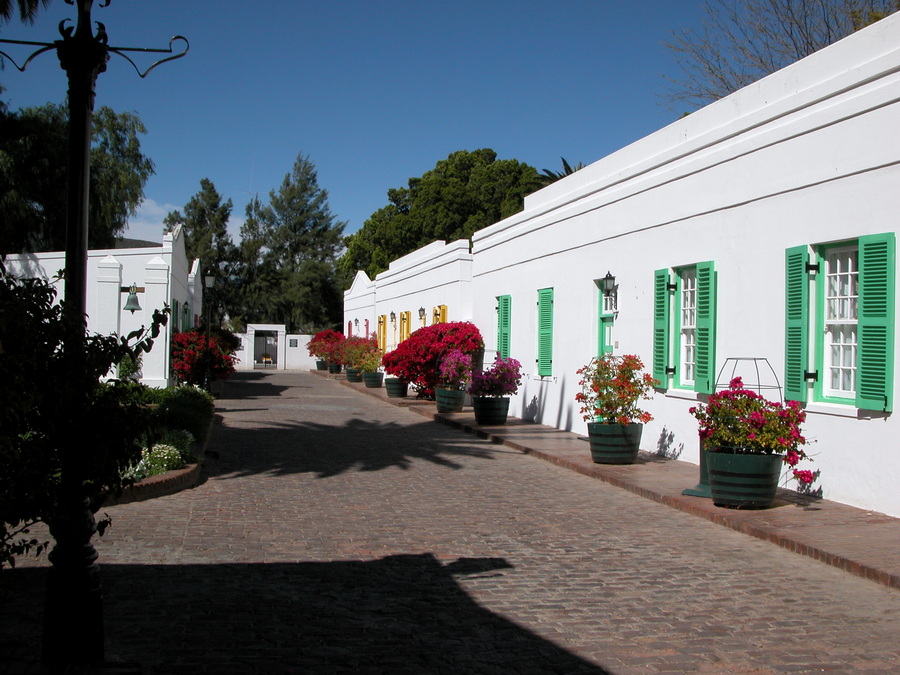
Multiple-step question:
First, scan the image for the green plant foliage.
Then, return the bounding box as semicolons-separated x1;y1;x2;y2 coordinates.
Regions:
0;263;168;568
236;154;345;333
0;102;154;253
154;428;197;462
123;444;185;483
338;149;541;282
152;386;215;444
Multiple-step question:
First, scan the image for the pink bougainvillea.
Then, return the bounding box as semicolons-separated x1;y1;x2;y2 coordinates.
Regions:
382;321;484;398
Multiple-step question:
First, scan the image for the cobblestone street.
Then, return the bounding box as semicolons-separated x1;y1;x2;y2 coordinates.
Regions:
3;370;899;674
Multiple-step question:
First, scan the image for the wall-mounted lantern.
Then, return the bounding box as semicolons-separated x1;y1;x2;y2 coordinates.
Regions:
601;271;617;297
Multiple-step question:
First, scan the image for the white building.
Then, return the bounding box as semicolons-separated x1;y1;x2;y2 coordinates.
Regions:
344;14;900;517
4;225;203;388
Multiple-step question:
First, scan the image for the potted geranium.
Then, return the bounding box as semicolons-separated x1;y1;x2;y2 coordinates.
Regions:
575;354;659;464
435;349;473;413
468;356;522;425
357;344;385;388
690;377;815;508
343;335;377;383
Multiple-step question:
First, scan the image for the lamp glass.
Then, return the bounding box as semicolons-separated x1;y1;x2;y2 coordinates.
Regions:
602;272;616;296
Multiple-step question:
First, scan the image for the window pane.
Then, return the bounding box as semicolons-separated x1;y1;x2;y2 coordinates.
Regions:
679;268;697;386
823;246;859;398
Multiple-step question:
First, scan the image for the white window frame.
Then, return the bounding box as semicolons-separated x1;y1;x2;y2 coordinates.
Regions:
677;267;697;389
821;244;859;401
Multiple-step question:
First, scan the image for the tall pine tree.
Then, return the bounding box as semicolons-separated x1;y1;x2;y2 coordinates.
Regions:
237;154;345;333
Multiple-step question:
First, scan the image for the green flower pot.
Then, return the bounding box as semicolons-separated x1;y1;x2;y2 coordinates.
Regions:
435;387;465;413
327;363;342;374
586;422;642;464
384;378;408;398
707;450;784;509
346;367;362;383
315;360;327;370
362;372;384;388
472;396;510;425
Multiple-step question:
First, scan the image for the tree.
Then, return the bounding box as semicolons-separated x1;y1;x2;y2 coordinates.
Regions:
164;178;235;267
0;102;155;253
236;154;346;333
538;157;585;186
339;149;540;281
0;0;49;23
663;0;900;109
163;179;238;319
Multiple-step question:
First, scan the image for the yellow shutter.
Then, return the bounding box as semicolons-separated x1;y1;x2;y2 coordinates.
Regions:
377;315;387;350
400;311;412;341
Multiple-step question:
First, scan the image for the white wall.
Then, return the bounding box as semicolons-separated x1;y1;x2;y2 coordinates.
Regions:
470;14;900;516
343;239;474;351
232;325;317;370
4;226;198;388
343;15;900;517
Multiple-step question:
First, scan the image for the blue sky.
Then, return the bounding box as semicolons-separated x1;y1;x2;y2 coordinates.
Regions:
1;1;705;242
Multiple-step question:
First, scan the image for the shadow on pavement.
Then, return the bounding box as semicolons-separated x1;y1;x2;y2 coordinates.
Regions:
207;415;516;480
2;553;609;674
215;371;294;399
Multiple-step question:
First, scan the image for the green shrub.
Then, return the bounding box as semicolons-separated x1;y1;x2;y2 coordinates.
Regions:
153;386;215;442
156;428;197;462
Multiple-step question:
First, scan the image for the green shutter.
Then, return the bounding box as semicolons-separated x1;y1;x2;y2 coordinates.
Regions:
653;269;671;386
784;245;810;404
857;233;895;412
694;261;717;395
537;288;553;377
497;295;511;359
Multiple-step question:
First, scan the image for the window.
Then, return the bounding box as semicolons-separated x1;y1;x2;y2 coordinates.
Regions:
785;233;894;411
823;246;858;398
537;288;554;377
497;295;511;359
598;281;615;356
678;267;698;388
653;262;717;394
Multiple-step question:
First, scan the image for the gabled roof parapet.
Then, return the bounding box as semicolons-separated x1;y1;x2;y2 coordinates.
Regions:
376;239;471;284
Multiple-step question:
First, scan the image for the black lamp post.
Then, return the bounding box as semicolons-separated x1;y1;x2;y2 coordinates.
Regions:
1;2;188;665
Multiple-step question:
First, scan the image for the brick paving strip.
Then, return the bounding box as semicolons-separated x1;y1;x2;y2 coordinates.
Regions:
328;372;900;592
2;370;898;674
